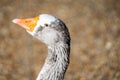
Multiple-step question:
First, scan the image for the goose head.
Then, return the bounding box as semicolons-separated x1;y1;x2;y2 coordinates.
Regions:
12;14;70;46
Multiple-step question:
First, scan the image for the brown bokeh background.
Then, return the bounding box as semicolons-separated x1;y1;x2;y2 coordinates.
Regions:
0;0;120;80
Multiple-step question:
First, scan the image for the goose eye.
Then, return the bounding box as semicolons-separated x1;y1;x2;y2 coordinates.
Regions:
44;24;48;27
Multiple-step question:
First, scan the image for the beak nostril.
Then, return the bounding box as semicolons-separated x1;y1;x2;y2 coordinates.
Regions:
25;20;31;23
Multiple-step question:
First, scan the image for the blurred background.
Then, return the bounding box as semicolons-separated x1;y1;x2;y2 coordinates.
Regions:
0;0;120;80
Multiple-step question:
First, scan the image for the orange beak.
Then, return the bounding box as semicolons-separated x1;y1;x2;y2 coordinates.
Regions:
12;16;39;32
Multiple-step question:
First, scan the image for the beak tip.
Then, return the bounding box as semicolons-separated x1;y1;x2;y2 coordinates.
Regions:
12;19;20;23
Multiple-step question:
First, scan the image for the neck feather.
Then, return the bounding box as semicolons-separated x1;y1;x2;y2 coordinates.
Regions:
36;43;70;80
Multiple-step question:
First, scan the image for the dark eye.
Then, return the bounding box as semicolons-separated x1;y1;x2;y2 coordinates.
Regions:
44;24;48;27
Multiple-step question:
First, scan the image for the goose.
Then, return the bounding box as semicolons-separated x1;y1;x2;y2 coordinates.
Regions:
12;14;70;80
